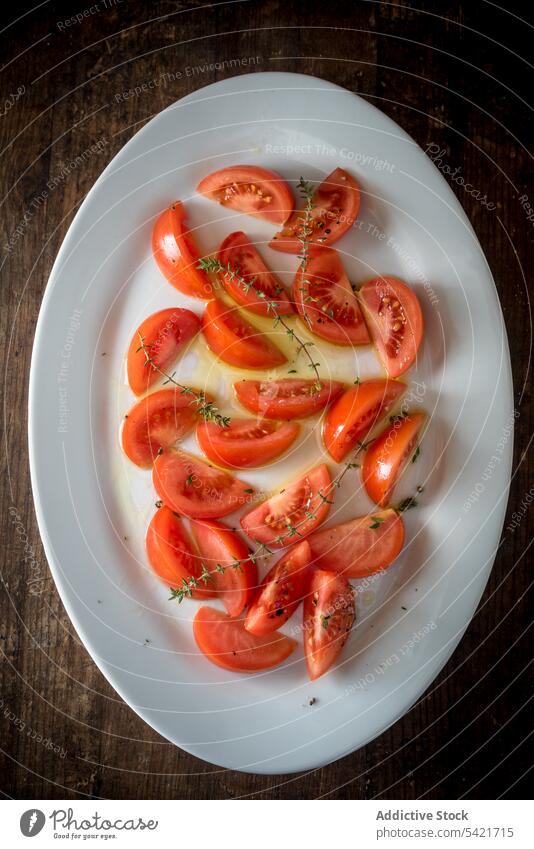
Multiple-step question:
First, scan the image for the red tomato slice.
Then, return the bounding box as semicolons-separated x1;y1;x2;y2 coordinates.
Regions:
202;299;287;369
307;509;405;578
152;201;214;299
359;276;424;377
217;231;294;316
294;249;369;346
245;541;312;635
193;606;297;672
189;520;257;617
270;168;360;253
303;569;355;681
126;308;200;396
362;413;426;506
323;379;406;463
145;506;215;598
122;388;200;468
197;418;299;469
234;378;344;420
153;450;255;519
241;464;332;547
196;165;293;224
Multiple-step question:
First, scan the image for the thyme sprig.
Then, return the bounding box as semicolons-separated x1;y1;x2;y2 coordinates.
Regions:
197;256;323;393
136;333;230;427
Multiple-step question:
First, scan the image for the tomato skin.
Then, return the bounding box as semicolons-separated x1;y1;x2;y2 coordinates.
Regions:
234;378;344;420
359;276;424;378
240;464;332;547
145;507;215;598
197;165;294;224
245;541;312;635
122;388;200;468
218;231;294;317
362;413;426;506
153;450;255;519
307;509;405;578
323;379;406;463
293;249;369;346
201;299;287;369
189;520;257;617
127;308;200;396
197;418;299;469
193;606;297;672
270;168;360;253
303;569;355;681
152;201;214;299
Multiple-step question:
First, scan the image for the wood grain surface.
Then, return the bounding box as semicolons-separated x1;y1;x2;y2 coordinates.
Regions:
0;0;532;799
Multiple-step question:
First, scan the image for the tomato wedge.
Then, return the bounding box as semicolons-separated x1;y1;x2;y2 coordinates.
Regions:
145;506;215;598
245;541;312;635
126;308;200;396
190;520;257;617
307;509;405;577
323;379;406;463
202;299;287;369
303;569;355;681
217;231;294;316
197;418;299;469
359;276;424;377
362;413;426;506
196;165;293;224
153;450;254;519
270;168;360;253
193;606;297;672
234;378;344;420
152;201;213;299
241;464;332;547
294;249;369;346
122;388;200;468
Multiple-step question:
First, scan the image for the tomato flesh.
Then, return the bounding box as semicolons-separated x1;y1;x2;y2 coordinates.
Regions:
190;520;257;617
197;165;294;224
152;201;213;299
270;168;360;253
362;413;426;506
145;506;215;598
126;308;200;396
218;231;294;316
303;569;355;681
153;450;255;519
245;541;312;635
294;249;369;346
323;379;406;463
307;509;404;577
197;417;299;469
122;388;200;468
240;464;332;547
202;299;287;369
359;276;424;377
193;606;297;672
234;378;344;420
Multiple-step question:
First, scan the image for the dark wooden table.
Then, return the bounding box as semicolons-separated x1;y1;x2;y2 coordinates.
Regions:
1;0;532;800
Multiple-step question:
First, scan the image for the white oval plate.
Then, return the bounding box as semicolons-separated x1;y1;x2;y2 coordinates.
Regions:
29;72;513;774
